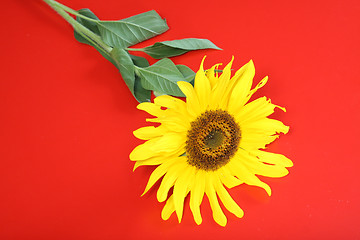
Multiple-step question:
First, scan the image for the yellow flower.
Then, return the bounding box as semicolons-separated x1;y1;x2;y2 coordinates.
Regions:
130;57;293;226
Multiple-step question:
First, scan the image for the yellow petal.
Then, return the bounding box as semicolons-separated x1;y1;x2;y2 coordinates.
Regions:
131;146;184;163
129;132;185;161
239;131;279;150
173;166;195;223
154;95;187;112
244;161;289;178
189;170;206;225
205;63;221;88
253;150;293;167
161;194;175;220
133;156;164;171
213;174;244;218
130;141;156;161
148;117;190;133
194;57;211;112
205;173;227;227
235;97;285;124
146;115;189;132
137;102;164;117
177;81;202;118
133;125;167;140
218;56;234;83
241;118;289;135
228;155;272;196
141;157;179;196
157;160;188;202
246;76;268;102
227;60;255;114
209;57;233;110
217;167;243;189
157;173;177;202
154;95;191;124
241;151;289;178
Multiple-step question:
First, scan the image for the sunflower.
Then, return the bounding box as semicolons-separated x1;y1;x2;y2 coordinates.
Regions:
130;57;292;226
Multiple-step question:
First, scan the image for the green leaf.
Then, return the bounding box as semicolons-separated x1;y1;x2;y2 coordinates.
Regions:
176;65;195;84
111;48;150;103
134;76;151;102
129;56;151;101
130;54;150;68
110;48;135;94
97;10;169;49
140;38;221;59
153;64;195;96
131;56;151;102
135;58;190;97
74;9;100;45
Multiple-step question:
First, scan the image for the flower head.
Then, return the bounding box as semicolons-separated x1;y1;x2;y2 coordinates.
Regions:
130;57;292;226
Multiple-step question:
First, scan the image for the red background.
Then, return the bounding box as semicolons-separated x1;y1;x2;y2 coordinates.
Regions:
1;0;359;239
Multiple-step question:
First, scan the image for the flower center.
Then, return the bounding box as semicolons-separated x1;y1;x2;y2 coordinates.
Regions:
185;110;241;171
205;129;224;149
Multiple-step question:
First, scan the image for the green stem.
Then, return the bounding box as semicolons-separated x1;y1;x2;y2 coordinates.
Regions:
45;0;99;22
43;0;112;55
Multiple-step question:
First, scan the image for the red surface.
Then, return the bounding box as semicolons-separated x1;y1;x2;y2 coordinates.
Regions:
1;0;359;239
